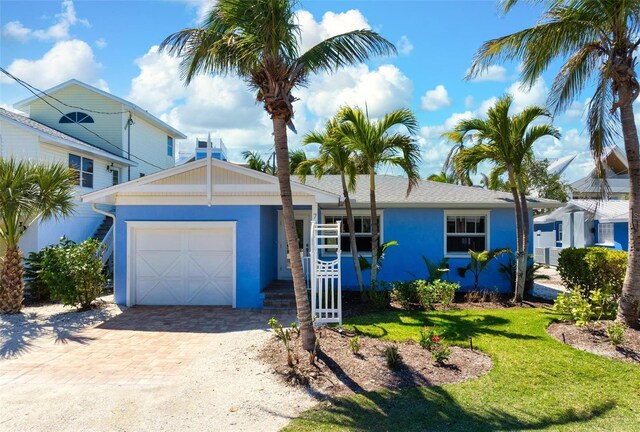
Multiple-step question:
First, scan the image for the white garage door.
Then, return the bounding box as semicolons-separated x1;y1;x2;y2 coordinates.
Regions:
129;222;235;306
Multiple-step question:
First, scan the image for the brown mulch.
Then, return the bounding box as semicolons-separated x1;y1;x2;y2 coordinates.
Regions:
261;327;492;399
548;321;640;364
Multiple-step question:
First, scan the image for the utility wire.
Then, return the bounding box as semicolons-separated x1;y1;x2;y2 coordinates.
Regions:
1;67;127;115
0;67;165;171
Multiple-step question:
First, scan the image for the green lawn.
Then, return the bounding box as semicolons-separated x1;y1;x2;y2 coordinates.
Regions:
284;307;640;432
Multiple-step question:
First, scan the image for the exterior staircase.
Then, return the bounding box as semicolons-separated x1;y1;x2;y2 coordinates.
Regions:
262;280;297;317
92;217;113;242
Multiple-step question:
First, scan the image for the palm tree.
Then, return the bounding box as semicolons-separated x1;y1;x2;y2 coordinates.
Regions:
0;158;76;313
445;95;560;302
160;0;395;350
288;149;309;175
298;119;365;295
470;0;640;326
337;106;421;286
241;150;273;174
427;171;457;184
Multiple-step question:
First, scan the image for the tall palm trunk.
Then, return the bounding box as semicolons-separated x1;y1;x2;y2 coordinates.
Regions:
516;175;531;299
340;174;364;295
272;117;316;350
368;166;379;285
0;246;24;313
617;90;640;328
507;167;526;302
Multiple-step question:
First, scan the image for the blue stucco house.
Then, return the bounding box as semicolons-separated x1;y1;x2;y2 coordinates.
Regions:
82;158;558;308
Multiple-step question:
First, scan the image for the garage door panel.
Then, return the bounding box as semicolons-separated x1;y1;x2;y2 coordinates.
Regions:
136;230;183;251
131;224;235;306
136;253;183;278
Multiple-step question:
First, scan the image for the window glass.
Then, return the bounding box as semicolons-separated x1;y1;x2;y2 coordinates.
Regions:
68;154;93;188
322;214;379;253
167;136;174;157
60;112;94;124
445;214;487;254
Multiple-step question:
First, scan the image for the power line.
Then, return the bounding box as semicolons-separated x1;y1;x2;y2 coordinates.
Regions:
1;68;127;115
0;67;165;171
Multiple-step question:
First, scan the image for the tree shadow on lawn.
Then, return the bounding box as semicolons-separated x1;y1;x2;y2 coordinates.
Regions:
350;311;541;344
296;385;616;432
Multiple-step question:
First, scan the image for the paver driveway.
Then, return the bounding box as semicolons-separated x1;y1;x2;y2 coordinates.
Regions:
0;306;316;432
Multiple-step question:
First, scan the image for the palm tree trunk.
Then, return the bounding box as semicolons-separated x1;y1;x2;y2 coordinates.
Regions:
516;175;531;297
0;245;24;313
507;167;526;303
617;95;640;328
369;167;379;285
341;174;365;296
272;117;316;350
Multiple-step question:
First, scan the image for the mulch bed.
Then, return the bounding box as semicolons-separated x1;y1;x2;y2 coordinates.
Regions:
261;326;492;399
548;321;640;364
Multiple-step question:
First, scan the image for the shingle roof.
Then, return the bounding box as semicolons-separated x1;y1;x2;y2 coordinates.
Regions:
296;175;559;208
534;199;629;223
0;108;132;164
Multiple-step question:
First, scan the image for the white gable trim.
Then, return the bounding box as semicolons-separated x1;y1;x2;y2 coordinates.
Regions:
14;79;186;139
0;115;135;166
81;158;341;204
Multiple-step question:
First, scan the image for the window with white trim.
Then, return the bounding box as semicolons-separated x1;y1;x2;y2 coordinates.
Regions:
598;223;614;244
445;213;488;255
558;223;563;243
323;213;380;254
68;154;93;188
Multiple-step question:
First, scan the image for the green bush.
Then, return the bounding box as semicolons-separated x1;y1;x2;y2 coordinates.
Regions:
553;288;617;326
349;335;361;355
23;249;51;302
557;247;626;296
41;238;106;310
366;282;391;309
417;279;459;309
383;345;402;369
390;281;419;308
606;322;626;347
498;253;549;294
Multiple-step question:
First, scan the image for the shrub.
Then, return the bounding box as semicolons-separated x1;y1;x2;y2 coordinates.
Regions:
349;335;361;355
268;317;296;367
41;238;106;310
383;345;402;369
606;322;626;347
23;249;51;302
417;280;458;309
558;247;626;296
366;282;391;309
498;252;549;294
553;288;617;326
431;342;452;365
418;326;441;350
390;281;419;308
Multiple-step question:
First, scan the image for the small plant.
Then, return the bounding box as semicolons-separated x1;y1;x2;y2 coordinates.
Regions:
366;282;391;309
418;326;441;350
383;345;402;369
416;280;459;309
606;322;626;347
465;289;480;303
349;335;361;355
457;248;509;291
422;256;450;282
290;321;300;336
553;288;617;326
268;318;295;367
431;342;452;365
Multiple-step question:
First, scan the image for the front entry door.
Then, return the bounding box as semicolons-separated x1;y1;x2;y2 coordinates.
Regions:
277;211;311;280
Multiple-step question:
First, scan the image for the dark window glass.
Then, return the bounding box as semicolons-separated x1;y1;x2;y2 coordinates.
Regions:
68;154;81;170
59;112;94;124
167;136;174;157
68;154;93;188
82;172;93;188
82;158;93;173
446;236;486;253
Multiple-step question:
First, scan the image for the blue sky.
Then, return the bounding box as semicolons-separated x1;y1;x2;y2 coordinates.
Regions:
0;0;601;181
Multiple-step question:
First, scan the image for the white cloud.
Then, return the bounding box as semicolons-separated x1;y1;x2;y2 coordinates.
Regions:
0;39;107;90
564;100;587;121
420;85;452;111
172;0;214;23
95;38;107;49
464;95;474;109
303;64;413;119
396;35;414;55
507;78;549;113
468;65;508;82
296;9;370;53
1;0;89;42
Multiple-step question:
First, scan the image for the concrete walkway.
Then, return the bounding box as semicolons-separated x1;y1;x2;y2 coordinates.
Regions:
532;266;568;300
0;306;315;432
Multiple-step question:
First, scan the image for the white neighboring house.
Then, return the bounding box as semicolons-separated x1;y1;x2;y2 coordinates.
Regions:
0;79;186;257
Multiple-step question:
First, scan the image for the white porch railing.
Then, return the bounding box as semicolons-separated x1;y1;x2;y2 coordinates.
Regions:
310;221;342;326
101;225;114;264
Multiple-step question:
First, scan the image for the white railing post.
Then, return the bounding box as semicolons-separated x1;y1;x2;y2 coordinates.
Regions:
310;220;342;326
